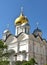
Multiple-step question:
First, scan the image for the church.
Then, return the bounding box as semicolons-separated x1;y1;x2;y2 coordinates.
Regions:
2;9;47;65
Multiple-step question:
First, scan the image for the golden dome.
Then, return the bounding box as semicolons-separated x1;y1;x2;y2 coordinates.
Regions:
15;13;28;25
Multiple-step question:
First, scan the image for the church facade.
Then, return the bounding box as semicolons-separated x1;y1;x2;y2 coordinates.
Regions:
2;10;47;65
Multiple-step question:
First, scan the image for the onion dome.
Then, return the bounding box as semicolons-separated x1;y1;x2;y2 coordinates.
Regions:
3;29;10;36
3;29;10;34
33;27;42;33
14;12;28;26
33;27;42;37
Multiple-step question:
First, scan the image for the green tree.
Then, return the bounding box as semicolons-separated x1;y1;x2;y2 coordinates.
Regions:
29;58;37;65
22;58;37;65
0;61;9;65
0;40;9;65
0;40;7;61
22;61;30;65
15;61;22;65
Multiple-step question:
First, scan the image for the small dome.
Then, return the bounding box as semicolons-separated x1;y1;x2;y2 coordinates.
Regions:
33;27;42;37
3;29;10;34
14;13;28;25
33;27;42;33
3;29;10;36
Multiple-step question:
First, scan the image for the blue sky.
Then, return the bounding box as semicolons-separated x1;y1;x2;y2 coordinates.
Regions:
0;0;47;40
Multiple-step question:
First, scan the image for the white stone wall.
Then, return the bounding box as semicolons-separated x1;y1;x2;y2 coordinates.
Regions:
17;39;29;61
19;40;28;52
28;37;46;65
4;33;47;65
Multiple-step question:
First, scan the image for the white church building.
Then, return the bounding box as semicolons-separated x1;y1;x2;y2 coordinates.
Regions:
2;10;47;65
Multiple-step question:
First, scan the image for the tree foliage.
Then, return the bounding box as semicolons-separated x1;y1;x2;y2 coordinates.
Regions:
0;40;7;60
29;58;37;65
0;61;9;65
15;58;37;65
22;58;37;65
15;61;22;65
0;40;7;49
0;40;9;65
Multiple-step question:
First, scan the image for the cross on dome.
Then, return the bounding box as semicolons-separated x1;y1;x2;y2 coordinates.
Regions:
20;6;24;16
7;24;9;29
21;7;23;13
36;22;39;28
